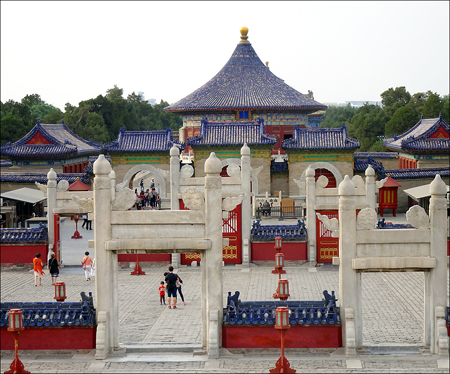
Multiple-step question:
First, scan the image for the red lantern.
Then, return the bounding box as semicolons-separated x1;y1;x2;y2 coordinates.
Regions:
275;236;282;251
273;279;290;301
7;309;23;332
5;309;30;374
270;307;296;373
275;307;290;330
54;282;67;302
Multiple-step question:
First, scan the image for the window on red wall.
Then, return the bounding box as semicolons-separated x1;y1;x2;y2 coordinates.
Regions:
314;168;337;188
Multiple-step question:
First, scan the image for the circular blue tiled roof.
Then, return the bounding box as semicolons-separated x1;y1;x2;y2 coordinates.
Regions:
164;31;326;113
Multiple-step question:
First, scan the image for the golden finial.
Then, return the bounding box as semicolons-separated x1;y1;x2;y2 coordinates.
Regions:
76;177;79;180
265;61;269;67
239;27;249;44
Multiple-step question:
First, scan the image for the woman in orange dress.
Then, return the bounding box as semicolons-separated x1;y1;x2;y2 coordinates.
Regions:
82;251;93;281
33;252;45;286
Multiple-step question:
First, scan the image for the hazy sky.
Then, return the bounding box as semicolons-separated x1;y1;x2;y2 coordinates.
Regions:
1;1;449;111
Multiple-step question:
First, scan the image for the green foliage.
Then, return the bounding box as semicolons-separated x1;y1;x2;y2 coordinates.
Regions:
347;104;386;151
320;104;357;128
384;105;419;137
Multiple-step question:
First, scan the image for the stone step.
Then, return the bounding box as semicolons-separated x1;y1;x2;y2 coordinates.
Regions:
359;344;421;355
120;343;203;354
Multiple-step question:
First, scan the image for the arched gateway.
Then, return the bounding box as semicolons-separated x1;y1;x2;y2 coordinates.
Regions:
91;152;236;359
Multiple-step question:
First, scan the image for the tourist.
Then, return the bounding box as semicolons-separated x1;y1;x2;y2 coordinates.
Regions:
159;281;166;305
164;266;178;309
176;275;186;305
82;251;93;281
144;189;149;208
33;252;45;286
150;188;157;209
81;214;88;229
87;218;92;230
150;177;155;189
156;194;161;210
136;194;142;210
140;179;144;191
48;253;59;285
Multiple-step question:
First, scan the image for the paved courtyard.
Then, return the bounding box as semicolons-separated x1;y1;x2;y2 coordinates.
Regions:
1;217;449;373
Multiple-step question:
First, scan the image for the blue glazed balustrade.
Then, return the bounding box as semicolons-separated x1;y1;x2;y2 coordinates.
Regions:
0;293;95;328
1;226;48;243
223;290;340;326
251;220;307;241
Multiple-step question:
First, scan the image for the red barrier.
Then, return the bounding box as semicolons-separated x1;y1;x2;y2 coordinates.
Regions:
1;327;96;350
1;244;48;265
251;242;307;261
223;325;342;349
118;253;171;262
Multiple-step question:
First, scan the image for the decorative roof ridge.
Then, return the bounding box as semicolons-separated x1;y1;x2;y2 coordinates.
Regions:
400;116;449;147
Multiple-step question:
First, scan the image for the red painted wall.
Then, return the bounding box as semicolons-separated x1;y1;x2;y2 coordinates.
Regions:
118;253;171;262
1;327;96;350
223;325;342;348
1;244;48;265
251;242;307;261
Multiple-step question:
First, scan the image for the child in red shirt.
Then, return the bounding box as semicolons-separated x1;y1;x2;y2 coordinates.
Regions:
159;281;166;305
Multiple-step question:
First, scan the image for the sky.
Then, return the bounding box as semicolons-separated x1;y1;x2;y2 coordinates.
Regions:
1;1;449;111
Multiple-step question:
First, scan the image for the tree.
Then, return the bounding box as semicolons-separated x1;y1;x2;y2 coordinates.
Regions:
0;113;29;145
380;86;411;120
441;95;449;124
347;104;386;151
384;105;419;137
106;85;124;100
421;91;442;118
320;104;357;128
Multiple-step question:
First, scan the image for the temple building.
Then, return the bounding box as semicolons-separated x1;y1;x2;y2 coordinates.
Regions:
383;114;449;169
164;27;327;155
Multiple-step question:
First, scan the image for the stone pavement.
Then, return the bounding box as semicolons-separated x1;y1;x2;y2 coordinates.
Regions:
1;264;449;373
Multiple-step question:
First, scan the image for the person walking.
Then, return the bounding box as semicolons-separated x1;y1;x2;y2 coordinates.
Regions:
87;219;92;230
82;251;93;281
164;266;178;309
33;252;45;286
140;179;144;191
159;281;166;305
176;275;186;305
48;253;59;285
81;214;88;229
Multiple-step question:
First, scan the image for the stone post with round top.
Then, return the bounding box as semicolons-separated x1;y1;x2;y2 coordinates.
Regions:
47;168;57;252
240;143;251;266
305;166;316;264
170;145;181;268
365;165;376;210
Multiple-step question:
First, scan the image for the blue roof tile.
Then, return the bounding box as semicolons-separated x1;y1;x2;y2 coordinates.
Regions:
384;167;449;179
1;293;95;328
104;128;182;152
282;125;360;150
1;226;48;243
0;120;101;158
186;120;277;146
164;31;326;113
354;152;398;159
0;172;90;185
384;115;449;152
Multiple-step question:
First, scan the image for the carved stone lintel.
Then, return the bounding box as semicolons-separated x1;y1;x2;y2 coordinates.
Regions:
406;205;429;228
316;212;339;234
352;175;365;189
180;164;194;178
72;195;94;212
35;181;47;193
116;179;129;192
356;207;378;230
376;177;388;189
205;178;221;190
111;188;136;211
316;175;329;189
250;165;263;178
57;180;69;192
222;194;245;212
181;188;205;211
227;164;241;177
94;178;111;190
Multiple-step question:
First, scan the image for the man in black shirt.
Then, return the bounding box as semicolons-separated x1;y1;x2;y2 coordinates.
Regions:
165;266;178;309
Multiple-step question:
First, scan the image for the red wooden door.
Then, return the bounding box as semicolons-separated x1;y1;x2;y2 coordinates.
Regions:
222;203;242;264
53;214;61;263
316;210;339;263
179;200;242;265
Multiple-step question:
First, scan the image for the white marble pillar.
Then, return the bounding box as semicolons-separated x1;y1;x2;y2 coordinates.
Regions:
46;168;57;252
424;174;448;354
109;169;116;201
305;166;316;264
204;152;223;358
365;165;376;210
240;143;251;267
338;175;362;353
170;145;181;267
93;155;114;359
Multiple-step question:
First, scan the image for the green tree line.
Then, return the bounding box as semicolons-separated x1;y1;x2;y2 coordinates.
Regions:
0;86;182;145
320;87;449;152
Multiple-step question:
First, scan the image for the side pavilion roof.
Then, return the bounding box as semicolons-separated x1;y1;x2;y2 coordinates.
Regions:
282;125;360;150
186;120;277;147
164;28;326;113
0;120;101;158
383;114;449;153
